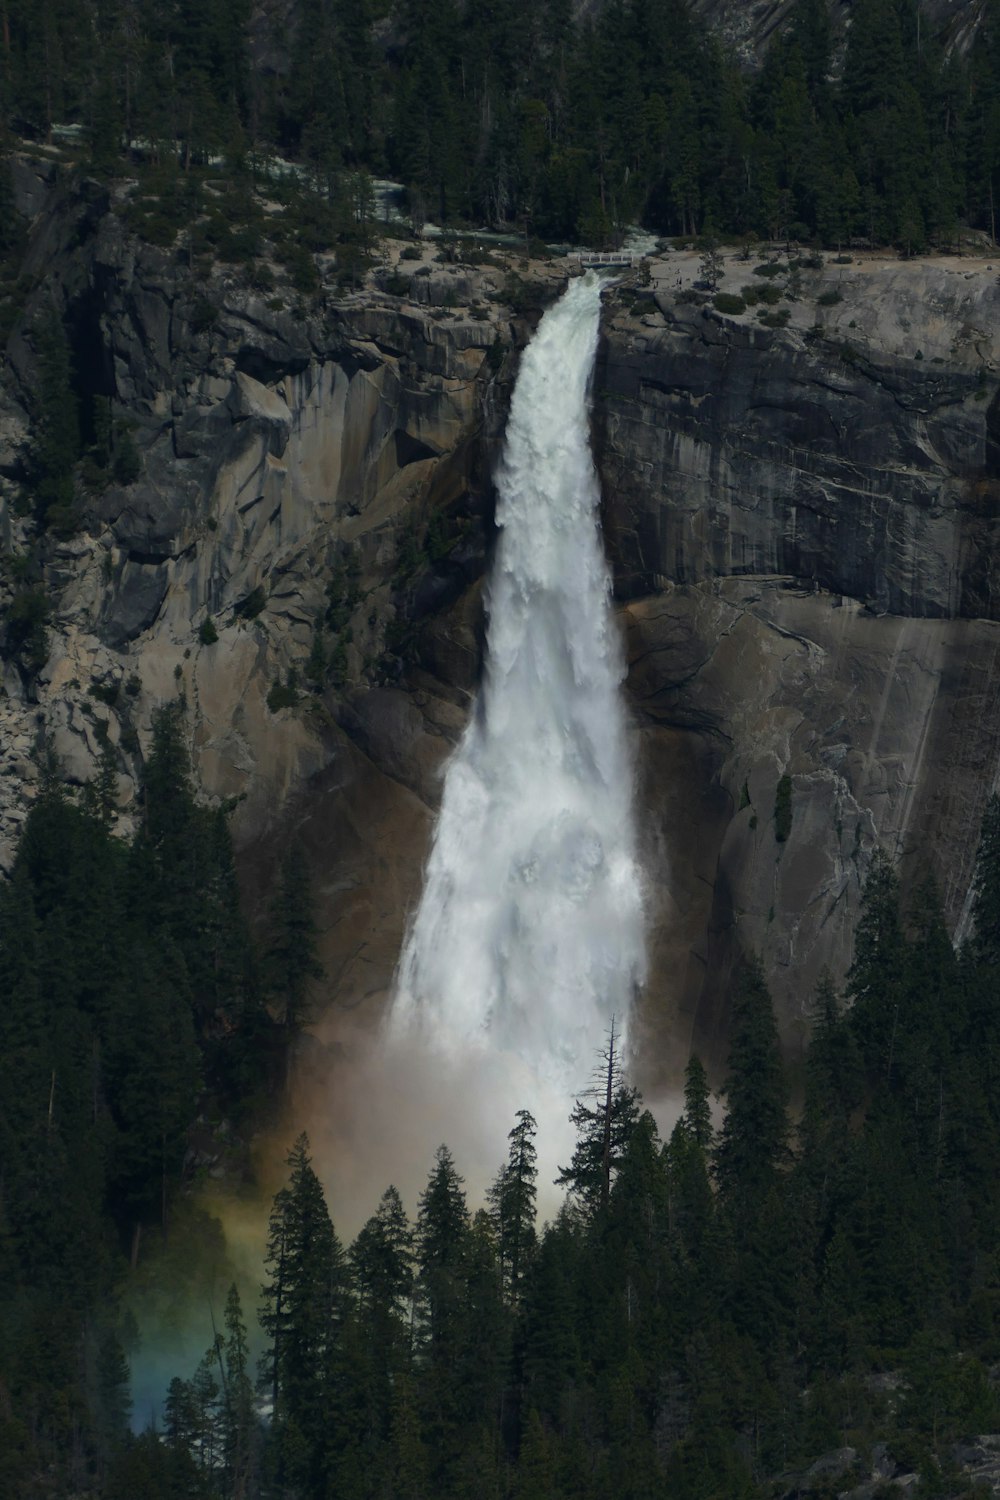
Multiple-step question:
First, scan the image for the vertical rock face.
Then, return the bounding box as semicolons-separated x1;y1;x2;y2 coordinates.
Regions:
623;581;1000;1080
0;184;537;1024
594;255;1000;1081
3;165;1000;1084
598;263;1000;620
686;0;988;67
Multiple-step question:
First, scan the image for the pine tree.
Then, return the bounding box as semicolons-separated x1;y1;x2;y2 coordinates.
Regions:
518;1210;583;1427
349;1184;415;1461
221;1282;256;1499
488;1108;538;1304
969;794;1000;967
556;1019;639;1215
413;1144;470;1475
965;795;1000;1119
666;1056;719;1275
847;848;907;1082
800;972;863;1167
31;306;80;533
681;1054;713;1151
260;1132;349;1493
714;955;789;1221
264;841;325;1071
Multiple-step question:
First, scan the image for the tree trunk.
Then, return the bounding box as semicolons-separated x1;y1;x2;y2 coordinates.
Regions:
600;1018;616;1213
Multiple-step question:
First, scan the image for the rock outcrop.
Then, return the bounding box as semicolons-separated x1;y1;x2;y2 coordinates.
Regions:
599;251;1000;1079
0;167;555;1030
2;164;1000;1089
687;0;988;69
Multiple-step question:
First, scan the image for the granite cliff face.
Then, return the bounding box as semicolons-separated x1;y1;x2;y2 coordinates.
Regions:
0;164;557;1028
686;0;989;68
2;164;1000;1089
599;252;1000;1078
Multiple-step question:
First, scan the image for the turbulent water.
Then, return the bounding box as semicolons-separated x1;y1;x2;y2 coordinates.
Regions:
390;272;645;1107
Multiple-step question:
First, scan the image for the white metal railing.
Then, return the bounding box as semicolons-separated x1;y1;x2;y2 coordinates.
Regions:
572;251;640;265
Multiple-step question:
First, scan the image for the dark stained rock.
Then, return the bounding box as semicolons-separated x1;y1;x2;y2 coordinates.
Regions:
595;301;991;621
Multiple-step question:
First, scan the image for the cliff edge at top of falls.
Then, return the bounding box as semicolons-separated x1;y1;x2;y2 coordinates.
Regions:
2;167;1000;1086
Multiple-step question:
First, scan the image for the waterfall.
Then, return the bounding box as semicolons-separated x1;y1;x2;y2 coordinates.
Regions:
390;272;644;1164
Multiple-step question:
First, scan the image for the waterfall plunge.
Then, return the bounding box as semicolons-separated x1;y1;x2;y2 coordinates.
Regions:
388;273;645;1185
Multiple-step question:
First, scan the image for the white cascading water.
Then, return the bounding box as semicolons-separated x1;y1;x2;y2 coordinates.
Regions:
389;272;645;1178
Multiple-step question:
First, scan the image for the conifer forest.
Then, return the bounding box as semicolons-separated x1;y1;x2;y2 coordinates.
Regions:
3;1;1000;1498
7;723;1000;1497
2;0;1000;249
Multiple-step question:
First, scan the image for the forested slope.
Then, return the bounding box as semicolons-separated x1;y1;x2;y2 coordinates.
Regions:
4;1;1000;1496
3;0;1000;249
8;769;1000;1498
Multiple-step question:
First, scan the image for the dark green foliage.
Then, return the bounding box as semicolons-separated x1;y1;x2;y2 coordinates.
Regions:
774;772;793;841
968;793;1000;966
4;584;51;675
31;308;81;533
556;1019;639;1216
112;427;143;485
267;677;299;712
488;1109;538;1303
304;624;328;688
264;842;324;1051
260;1133;349;1493
714;955;789;1214
0;704;282;1488
682;1053;714;1151
713;292;746;314
848;848;906;1080
0;0;994;255
198;616;219;645
18;787;1000;1497
189;296;219;332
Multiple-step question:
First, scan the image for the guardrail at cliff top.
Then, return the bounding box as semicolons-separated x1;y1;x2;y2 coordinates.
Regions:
571;251;641;267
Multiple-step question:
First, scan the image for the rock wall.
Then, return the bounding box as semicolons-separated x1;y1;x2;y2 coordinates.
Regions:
3;167;1000;1088
598;252;1000;1082
686;0;988;68
0;174;541;1024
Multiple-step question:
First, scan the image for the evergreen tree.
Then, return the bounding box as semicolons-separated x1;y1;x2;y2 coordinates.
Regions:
488;1108;538;1304
260;1132;349;1494
31;306;80;533
413;1144;471;1479
681;1054;713;1151
968;794;1000;967
264;841;325;1071
800;971;863;1168
714;955;789;1219
221;1282;257;1498
556;1019;639;1215
848;848;907;1082
349;1184;415;1469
